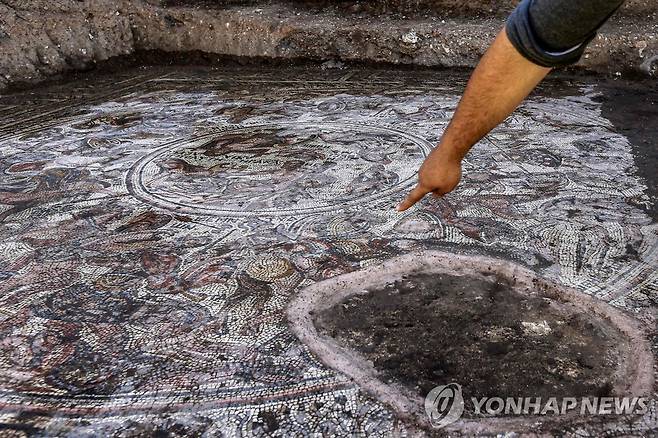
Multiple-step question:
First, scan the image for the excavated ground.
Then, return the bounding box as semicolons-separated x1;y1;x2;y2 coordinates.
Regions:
0;0;657;92
316;272;622;414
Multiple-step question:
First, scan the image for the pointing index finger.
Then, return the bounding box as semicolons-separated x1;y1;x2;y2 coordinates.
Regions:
396;185;430;212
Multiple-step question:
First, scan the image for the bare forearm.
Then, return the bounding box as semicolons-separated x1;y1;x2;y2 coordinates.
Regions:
398;1;622;211
397;29;551;211
438;29;551;161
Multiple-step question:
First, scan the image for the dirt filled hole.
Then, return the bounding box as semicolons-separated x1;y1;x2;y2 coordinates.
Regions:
314;272;624;417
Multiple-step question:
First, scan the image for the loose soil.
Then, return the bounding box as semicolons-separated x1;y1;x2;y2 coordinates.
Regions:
315;272;624;416
599;78;658;220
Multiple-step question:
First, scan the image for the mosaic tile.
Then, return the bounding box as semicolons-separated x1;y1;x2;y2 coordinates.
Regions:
0;66;656;435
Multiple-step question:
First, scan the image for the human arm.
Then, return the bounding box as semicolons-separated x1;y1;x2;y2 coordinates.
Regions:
397;29;550;211
397;0;626;212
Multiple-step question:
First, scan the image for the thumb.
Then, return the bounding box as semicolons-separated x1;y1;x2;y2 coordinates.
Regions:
397;184;430;212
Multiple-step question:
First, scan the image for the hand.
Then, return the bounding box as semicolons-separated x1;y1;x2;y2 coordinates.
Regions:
397;147;462;211
396;29;550;212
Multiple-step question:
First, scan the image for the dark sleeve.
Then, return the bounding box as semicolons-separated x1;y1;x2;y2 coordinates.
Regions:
506;0;625;68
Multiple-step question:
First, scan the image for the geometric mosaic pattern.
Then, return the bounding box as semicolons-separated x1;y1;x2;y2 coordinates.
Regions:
0;67;656;435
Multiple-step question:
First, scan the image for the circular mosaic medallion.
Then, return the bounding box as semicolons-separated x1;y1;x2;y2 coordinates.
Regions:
127;122;432;217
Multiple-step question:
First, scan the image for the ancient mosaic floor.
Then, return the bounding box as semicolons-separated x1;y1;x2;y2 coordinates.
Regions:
0;66;656;436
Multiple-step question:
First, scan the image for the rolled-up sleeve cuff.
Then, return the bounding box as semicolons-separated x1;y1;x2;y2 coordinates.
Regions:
505;0;593;68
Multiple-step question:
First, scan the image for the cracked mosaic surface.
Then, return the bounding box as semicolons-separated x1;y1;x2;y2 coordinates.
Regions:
0;66;656;436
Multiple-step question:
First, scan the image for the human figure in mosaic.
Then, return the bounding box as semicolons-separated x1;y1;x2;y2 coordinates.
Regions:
398;0;627;211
